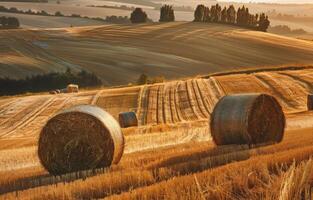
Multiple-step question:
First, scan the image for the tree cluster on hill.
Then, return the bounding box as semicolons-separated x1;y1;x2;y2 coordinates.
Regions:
0;16;19;29
194;4;270;32
130;8;148;23
159;5;175;22
0;69;102;96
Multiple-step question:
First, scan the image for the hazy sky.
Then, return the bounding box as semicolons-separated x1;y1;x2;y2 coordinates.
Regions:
218;0;313;3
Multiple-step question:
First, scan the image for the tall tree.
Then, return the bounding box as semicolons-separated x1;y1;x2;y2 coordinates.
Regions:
211;4;222;22
203;6;211;22
194;4;205;22
159;5;175;22
221;7;227;23
258;13;270;31
130;8;147;23
227;5;236;24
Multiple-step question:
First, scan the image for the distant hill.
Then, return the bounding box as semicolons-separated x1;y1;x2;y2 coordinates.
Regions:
0;0;47;2
1;22;313;86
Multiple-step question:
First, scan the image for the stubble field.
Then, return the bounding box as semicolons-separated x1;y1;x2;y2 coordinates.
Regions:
1;65;313;199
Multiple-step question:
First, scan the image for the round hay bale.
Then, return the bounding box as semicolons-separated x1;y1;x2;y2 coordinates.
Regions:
118;112;138;128
307;94;313;111
67;84;79;93
49;90;57;95
210;93;285;146
38;105;124;175
60;88;67;93
55;89;61;94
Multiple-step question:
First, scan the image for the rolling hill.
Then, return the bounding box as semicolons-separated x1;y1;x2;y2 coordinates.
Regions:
1;22;313;86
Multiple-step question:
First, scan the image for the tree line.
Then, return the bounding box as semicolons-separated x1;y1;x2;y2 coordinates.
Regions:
0;16;19;29
130;5;174;23
194;4;270;31
129;4;269;32
0;6;131;24
0;69;102;96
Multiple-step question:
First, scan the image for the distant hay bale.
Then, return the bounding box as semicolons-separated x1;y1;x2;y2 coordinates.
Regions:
210;93;285;146
49;90;57;95
67;84;79;93
307;94;313;110
55;89;61;94
38;105;124;175
60;88;67;93
118;112;138;128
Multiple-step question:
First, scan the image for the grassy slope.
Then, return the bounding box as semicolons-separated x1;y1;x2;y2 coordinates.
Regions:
1;22;313;85
0;12;107;28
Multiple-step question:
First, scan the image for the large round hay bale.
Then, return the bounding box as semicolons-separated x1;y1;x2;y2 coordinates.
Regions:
118;112;138;128
307;94;313;111
210;93;285;146
38;105;124;175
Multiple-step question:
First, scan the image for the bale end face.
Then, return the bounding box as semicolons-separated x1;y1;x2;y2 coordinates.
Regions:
38;105;124;175
118;112;138;128
307;94;313;111
210;93;285;146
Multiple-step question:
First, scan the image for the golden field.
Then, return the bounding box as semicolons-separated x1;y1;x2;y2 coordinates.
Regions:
1;64;313;199
1;22;313;86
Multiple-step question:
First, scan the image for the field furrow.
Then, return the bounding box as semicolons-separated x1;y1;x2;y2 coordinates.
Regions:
137;86;149;126
279;71;313;93
177;81;198;121
173;81;184;123
268;72;308;111
163;83;173;124
145;85;159;125
8;96;74;138
196;79;216;113
186;80;203;120
0;96;54;138
204;77;225;106
254;73;300;112
157;85;165;124
191;79;210;118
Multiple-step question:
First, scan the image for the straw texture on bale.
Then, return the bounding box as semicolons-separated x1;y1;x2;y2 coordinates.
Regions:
210;93;285;146
307;94;313;111
38;105;124;175
118;112;138;128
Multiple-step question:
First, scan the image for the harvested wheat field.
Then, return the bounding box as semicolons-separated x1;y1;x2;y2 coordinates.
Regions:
1;65;313;199
1;22;313;85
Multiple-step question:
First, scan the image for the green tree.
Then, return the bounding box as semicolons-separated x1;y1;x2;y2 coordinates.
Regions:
221;7;227;23
211;4;222;22
227;5;236;24
194;4;205;22
130;8;147;23
203;6;211;22
258;13;270;32
159;5;175;22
